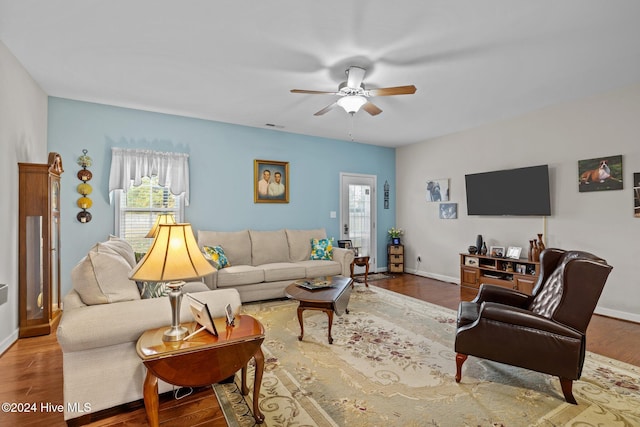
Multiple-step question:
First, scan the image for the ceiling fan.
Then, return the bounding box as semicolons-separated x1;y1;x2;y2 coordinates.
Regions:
291;66;416;116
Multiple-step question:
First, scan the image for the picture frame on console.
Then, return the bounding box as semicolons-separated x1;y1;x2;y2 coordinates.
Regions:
490;246;505;258
338;240;353;249
506;246;522;259
254;159;289;203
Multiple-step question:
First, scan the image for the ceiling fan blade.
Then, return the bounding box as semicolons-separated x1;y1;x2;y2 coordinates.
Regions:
362;101;383;116
291;89;338;95
346;66;366;89
314;102;337;116
367;85;417;96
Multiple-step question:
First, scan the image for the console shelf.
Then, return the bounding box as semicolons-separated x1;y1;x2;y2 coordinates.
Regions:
460;253;540;295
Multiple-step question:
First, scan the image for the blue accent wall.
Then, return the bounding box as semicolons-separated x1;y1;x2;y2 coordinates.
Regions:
47;98;396;296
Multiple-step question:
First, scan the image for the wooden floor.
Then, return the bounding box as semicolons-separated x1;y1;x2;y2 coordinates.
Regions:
1;274;638;426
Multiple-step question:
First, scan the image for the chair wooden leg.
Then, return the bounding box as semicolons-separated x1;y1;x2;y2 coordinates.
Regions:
455;353;468;383
559;377;577;404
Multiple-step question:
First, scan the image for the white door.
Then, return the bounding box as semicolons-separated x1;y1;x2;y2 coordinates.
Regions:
340;173;377;273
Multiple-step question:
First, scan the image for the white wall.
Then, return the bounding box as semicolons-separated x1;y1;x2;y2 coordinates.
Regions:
397;83;640;323
0;41;48;353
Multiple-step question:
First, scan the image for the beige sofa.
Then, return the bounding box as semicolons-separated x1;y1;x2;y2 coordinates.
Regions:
197;228;355;302
57;237;242;422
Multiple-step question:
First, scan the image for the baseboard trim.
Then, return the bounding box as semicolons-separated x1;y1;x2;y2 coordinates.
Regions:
595;306;640;324
404;268;458;285
0;329;19;357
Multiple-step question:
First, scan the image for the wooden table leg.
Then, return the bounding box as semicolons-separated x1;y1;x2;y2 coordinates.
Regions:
241;364;249;395
363;261;370;287
296;306;305;341
252;347;265;423
325;309;334;344
143;370;159;427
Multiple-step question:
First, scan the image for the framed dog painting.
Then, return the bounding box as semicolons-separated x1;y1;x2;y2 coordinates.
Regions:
426;178;449;202
578;155;623;193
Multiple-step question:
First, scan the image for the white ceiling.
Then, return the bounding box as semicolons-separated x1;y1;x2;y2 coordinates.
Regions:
2;1;640;147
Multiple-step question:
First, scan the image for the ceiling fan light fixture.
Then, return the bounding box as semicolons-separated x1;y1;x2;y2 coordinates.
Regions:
337;95;367;114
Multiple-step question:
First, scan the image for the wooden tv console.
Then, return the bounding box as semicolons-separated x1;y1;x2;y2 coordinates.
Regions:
460;253;540;295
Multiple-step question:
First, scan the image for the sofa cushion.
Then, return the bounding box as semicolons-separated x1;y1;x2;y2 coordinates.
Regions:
71;251;141;305
310;238;334;260
298;260;342;277
198;230;252;266
249;230;290;266
203;245;231;269
261;263;306;282
216;265;265;288
91;236;137;268
286;228;327;262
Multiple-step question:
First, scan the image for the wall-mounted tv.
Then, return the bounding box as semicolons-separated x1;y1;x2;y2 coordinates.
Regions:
465;165;551;216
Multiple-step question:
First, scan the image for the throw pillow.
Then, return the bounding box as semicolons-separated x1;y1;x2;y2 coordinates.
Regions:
71;251;141;305
138;282;168;299
310;238;333;260
203;245;231;269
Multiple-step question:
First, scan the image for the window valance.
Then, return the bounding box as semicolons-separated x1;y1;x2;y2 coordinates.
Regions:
108;148;190;205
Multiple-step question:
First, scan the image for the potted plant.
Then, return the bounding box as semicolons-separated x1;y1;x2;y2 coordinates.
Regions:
388;227;404;245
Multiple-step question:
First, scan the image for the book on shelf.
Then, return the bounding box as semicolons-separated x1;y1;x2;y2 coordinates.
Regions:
295;277;334;290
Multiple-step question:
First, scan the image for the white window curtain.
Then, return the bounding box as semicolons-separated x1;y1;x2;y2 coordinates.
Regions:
108;148;190;205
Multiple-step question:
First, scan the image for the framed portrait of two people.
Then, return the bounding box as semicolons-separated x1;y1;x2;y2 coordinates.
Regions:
254;159;289;203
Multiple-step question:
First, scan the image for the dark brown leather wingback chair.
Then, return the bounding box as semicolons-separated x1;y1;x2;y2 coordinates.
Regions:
454;248;612;404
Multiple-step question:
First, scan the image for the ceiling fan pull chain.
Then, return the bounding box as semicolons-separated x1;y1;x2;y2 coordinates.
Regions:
348;113;355;141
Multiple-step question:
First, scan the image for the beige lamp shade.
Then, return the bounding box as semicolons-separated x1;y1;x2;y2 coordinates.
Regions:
130;223;215;282
145;213;177;238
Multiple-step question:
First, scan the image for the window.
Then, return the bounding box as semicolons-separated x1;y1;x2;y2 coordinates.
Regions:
115;176;184;253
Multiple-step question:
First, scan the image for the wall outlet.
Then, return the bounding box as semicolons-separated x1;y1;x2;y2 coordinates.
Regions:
417;256;422;262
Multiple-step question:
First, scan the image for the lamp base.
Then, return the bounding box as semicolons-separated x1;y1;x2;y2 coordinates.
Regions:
162;281;187;342
163;325;189;342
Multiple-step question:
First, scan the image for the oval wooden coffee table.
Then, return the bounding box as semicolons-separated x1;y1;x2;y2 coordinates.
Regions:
285;275;353;344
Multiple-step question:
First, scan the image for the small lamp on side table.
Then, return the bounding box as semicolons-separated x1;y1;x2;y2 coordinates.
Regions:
129;223;215;341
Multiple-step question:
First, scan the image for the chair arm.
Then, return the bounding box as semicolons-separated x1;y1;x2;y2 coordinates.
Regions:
472;284;531;308
479;302;582;339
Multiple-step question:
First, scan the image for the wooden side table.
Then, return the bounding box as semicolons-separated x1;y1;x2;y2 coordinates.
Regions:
136;315;265;426
350;255;370;286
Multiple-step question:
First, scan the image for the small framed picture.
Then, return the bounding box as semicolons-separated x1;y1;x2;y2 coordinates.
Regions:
506;246;522;259
490;246;505;258
338;239;353;249
225;303;235;326
464;257;479;267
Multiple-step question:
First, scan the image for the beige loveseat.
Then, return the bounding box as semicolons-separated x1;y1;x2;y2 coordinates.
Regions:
197;228;355;302
57;237;242;422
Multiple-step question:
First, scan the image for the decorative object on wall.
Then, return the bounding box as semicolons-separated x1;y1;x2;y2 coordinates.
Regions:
254;159;289;203
439;203;457;219
426;178;449;202
634;173;640;218
76;149;93;223
384;180;390;209
578;154;623;192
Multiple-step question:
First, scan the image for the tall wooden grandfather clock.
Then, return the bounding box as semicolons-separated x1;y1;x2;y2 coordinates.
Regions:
18;152;64;337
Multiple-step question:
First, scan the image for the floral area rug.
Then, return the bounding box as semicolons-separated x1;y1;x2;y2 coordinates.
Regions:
213;286;640;426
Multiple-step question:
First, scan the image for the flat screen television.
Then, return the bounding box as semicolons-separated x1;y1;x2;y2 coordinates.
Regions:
465;165;551;216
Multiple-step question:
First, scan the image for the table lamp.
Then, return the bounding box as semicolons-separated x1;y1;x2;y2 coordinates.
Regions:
129;223;215;341
145;213;176;238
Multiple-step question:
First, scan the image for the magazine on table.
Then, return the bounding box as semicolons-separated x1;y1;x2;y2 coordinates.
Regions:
295;277;334;290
